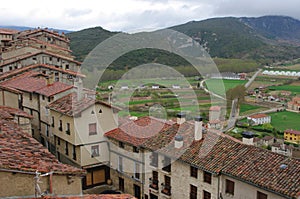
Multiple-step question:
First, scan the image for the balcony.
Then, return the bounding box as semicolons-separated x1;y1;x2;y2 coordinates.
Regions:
149;179;159;192
161;185;171;197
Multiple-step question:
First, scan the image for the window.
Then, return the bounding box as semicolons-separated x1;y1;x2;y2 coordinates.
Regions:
150;171;158;190
190;185;197;199
203;190;211;199
89;123;97;135
119;177;124;192
66;123;70;135
65;64;69;69
59;120;63;131
161;175;171;196
0;68;3;73
150;152;158;167
9;66;12;71
29;93;32;100
32;57;37;61
49;57;52;61
225;179;235;195
51;116;55;127
42;95;45;100
134;162;140;179
57;137;60;145
72;145;76;160
162;156;171;172
133;146;139;153
190;166;198;178
65;142;69;155
257;191;268;199
119;141;125;148
91;145;99;157
203;171;212;184
48;97;51;102
118;156;123;172
46;125;49;137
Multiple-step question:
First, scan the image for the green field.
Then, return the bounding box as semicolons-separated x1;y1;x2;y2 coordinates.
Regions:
239;103;268;116
269;111;300;131
205;79;247;95
268;85;300;94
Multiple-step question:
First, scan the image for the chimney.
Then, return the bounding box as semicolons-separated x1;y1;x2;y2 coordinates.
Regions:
75;78;84;101
174;135;183;149
242;131;254;145
194;116;203;141
176;112;186;125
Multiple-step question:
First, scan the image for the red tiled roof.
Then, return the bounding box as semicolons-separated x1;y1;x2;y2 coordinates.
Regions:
0;119;85;175
209;106;221;111
0;50;81;67
140;121;300;198
248;113;269;119
48;93;120;117
0;106;33;119
32;194;136;199
0;63;85;81
105;116;173;146
0;71;73;96
0;28;18;34
285;129;300;135
17;28;69;43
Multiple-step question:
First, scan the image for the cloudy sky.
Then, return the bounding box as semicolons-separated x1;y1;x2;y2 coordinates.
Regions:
1;0;300;32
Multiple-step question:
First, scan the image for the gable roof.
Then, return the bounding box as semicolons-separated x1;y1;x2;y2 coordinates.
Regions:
0;63;85;81
248;113;269;119
0;119;85;175
105;116;173;146
0;71;73;96
48;92;120;117
0;106;33;119
139;120;300;198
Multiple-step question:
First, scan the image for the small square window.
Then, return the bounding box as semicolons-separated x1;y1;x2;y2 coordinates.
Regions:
257;191;268;199
133;146;139;153
119;142;125;148
225;179;235;195
91;145;99;157
89;123;97;135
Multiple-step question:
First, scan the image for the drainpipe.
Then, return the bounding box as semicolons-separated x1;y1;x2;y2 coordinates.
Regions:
49;173;53;194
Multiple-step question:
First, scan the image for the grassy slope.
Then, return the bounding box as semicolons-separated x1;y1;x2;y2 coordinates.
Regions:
269;111;300;131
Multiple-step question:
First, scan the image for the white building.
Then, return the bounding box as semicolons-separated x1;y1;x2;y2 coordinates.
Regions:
247;114;271;125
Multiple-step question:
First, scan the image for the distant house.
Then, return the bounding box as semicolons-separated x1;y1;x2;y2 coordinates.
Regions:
280;91;292;96
152;85;159;89
271;143;293;157
287;97;300;112
120;85;129;90
209;106;221;122
247;113;271;126
262;136;275;146
284;129;300;144
172;84;180;89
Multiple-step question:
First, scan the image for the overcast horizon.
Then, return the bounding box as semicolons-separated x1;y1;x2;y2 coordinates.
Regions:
1;0;300;32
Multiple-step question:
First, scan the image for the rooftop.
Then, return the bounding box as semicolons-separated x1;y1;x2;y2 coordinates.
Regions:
248;113;269;119
285;129;300;135
0;119;85;175
0;71;73;96
48;92;120;117
0;106;33;120
209;106;221;111
33;194;136;199
110;116;300;198
105;116;173;146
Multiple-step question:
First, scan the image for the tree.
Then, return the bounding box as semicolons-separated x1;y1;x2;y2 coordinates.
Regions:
226;85;246;108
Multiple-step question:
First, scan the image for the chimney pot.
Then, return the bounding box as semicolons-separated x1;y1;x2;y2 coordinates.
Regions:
174;135;183;149
194;116;203;141
176;112;186;124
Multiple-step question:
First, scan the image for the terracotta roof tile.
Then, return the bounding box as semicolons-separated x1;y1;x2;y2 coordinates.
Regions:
0;63;85;81
0;71;73;96
105;116;173;146
48;93;120;117
140;121;300;198
0;119;85;175
285;129;300;135
0;106;33;119
33;194;136;199
209;106;221;111
248;113;269;119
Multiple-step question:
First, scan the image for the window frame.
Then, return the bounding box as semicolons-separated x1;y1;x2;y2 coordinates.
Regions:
225;179;235;195
89;123;97;135
190;166;198;178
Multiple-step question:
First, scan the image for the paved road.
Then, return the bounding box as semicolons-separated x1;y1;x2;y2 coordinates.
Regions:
245;69;262;88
